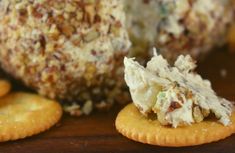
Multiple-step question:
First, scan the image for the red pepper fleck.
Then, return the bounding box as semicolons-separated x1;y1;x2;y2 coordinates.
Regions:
168;101;181;112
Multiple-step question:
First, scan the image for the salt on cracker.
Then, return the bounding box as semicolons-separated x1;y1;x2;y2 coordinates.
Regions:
0;92;62;142
0;80;11;97
115;104;235;147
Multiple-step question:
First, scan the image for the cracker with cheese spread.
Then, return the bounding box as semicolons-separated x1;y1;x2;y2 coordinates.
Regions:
115;52;235;147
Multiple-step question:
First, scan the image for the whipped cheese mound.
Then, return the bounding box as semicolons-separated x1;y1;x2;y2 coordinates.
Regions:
124;53;233;127
125;0;234;61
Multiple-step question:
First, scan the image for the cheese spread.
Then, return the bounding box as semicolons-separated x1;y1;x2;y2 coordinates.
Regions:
124;51;233;127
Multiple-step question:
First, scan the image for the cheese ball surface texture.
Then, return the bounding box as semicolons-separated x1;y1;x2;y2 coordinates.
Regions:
0;0;130;103
125;0;234;61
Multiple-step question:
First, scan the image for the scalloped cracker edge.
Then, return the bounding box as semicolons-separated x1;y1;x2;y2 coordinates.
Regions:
115;104;235;147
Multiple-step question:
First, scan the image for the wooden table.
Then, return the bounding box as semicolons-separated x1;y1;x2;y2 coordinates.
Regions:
1;49;235;153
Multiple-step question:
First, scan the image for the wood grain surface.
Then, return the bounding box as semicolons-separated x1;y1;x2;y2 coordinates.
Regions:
0;48;235;153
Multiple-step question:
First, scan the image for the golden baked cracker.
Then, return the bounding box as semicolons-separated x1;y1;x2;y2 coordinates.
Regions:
115;104;235;147
0;80;11;97
0;92;62;142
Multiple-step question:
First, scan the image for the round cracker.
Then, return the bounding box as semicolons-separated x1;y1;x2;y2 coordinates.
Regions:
115;104;235;147
0;92;62;142
0;80;11;97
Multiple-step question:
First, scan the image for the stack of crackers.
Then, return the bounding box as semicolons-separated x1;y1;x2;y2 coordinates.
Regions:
0;79;62;142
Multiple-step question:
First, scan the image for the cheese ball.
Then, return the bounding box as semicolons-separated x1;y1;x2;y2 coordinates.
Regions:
0;0;130;108
125;0;234;61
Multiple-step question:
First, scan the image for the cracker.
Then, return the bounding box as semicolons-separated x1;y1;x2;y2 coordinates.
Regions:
115;104;235;147
0;92;62;142
0;80;11;97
